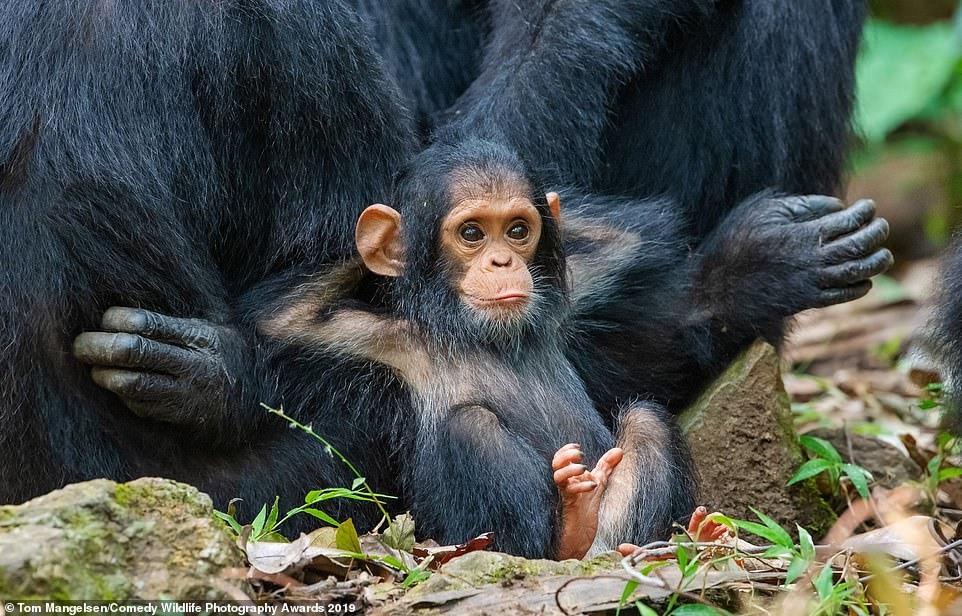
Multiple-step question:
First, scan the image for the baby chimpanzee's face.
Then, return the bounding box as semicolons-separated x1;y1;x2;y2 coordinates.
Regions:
439;176;543;322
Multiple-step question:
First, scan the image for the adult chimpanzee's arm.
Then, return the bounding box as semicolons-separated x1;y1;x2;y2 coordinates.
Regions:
692;194;892;344
440;0;715;184
565;193;892;414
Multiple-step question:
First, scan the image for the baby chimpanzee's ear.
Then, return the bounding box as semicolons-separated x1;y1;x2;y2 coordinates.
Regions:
356;204;405;277
547;192;561;222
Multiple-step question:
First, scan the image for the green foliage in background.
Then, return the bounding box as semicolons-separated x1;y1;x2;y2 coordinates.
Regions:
853;3;962;236
855;18;960;144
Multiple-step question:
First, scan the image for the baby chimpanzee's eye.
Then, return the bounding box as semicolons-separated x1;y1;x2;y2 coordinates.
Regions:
507;222;529;240
460;224;484;243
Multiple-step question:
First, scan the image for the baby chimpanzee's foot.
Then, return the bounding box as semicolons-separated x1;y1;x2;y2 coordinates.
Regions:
552;443;623;560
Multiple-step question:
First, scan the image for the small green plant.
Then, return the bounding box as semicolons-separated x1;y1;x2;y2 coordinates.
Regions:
212;405;436;583
214;484;393;542
918;382;944;411
788;435;874;500
921;432;962;505
733;509;815;585
806;562;873;616
213;404;396;541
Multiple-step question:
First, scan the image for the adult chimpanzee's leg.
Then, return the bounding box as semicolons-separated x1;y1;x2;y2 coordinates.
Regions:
431;0;716;186
1;0;414;518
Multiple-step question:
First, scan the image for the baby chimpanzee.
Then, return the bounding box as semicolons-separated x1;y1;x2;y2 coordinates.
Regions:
262;138;890;557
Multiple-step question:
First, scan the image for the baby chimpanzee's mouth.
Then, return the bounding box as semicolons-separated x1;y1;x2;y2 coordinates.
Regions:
466;292;530;312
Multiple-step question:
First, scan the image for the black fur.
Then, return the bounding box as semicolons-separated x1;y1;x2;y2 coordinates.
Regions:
358;0;867;237
1;0;882;551
261;140;697;556
0;0;413;521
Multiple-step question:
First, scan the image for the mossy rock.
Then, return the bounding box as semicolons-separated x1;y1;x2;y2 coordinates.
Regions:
0;478;248;600
680;341;836;538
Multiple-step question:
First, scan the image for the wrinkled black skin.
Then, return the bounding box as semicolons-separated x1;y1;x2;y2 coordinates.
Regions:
931;239;962;435
2;0;879;550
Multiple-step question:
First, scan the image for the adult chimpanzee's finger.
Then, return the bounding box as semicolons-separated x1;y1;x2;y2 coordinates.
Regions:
89;368;190;422
89;368;179;405
823;218;890;260
779;195;844;222
814;281;873;308
814;199;876;241
101;306;216;348
552;444;584;471
73;332;199;375
819;249;893;287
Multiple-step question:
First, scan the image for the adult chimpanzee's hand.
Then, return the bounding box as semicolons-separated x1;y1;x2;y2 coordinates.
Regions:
695;195;893;333
73;307;253;428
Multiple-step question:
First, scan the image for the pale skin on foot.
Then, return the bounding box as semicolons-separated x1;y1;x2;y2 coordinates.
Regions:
550;441;728;560
552;443;625;560
617;505;730;558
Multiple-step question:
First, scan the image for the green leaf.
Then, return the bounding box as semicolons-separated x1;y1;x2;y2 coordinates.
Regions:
733;520;789;546
785;556;810;585
855;19;960;143
670;605;730;615
841;464;873;499
749;508;794;549
617;580;640;615
814;563;835;600
213;510;242;535
797;525;815;561
401;568;431;588
928;454;943;477
676;543;690;572
301;508;341;527
251;505;267;539
939;467;962;481
787;458;837;485
382;513;417;552
336;518;363;553
798;436;843;464
705;513;736;532
226;498;240;520
761;545;794;560
265;496;280;533
352;477;367;490
633;602;659;616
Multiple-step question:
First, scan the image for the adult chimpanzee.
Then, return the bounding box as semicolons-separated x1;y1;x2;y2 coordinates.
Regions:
0;0;414;510
2;0;881;552
249;138;888;557
355;0;867;238
931;239;962;435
